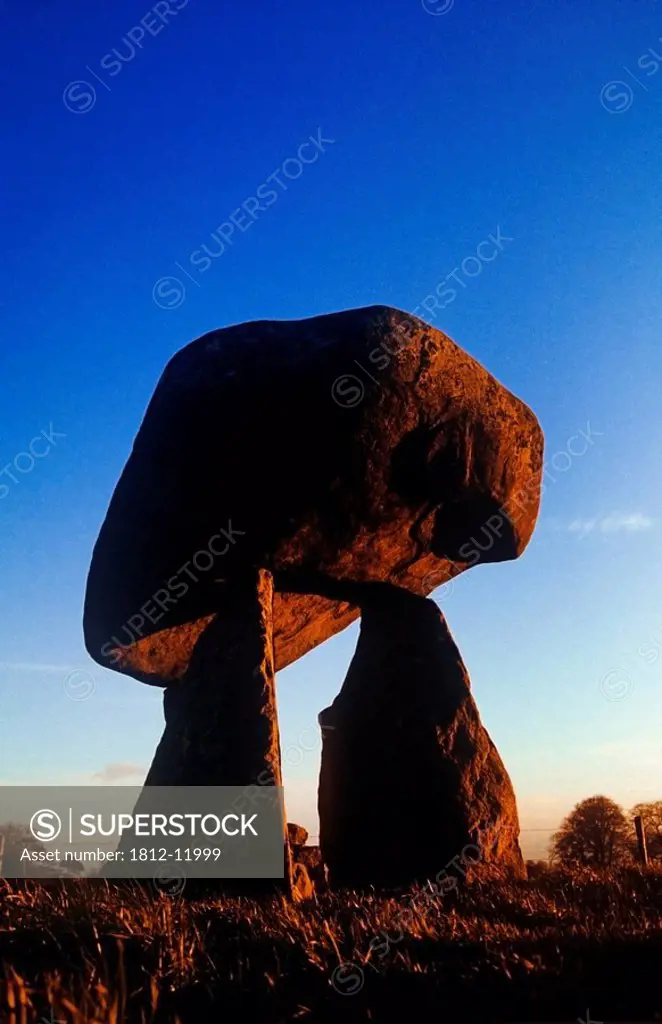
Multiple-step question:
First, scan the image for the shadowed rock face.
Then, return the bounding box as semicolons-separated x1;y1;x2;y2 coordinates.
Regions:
143;570;281;789
318;587;524;888
138;569;293;896
84;305;543;685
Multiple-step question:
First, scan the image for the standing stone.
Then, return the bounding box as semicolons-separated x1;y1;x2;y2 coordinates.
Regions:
144;569;291;892
318;586;524;889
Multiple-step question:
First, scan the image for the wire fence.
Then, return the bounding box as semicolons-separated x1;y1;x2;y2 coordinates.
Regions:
303;828;558;841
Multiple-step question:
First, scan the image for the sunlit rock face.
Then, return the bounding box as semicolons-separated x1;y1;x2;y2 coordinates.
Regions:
84;304;542;686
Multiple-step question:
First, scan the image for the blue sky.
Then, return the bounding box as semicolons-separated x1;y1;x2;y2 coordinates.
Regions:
2;0;661;858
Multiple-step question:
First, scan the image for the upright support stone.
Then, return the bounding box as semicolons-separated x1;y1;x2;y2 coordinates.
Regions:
143;568;291;892
318;587;524;889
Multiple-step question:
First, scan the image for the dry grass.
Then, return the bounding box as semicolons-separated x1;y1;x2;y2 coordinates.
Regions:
1;867;662;1022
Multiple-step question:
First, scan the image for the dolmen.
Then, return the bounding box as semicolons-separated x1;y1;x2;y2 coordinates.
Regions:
84;305;543;891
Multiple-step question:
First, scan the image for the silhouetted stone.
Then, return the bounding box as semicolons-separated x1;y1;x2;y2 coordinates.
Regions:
318;586;524;889
143;569;292;894
84;305;543;687
145;570;280;786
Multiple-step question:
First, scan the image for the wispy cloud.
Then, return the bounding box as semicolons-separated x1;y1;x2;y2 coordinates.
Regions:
567;513;654;538
92;762;146;784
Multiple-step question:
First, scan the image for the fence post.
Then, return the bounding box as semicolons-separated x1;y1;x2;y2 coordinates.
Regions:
0;832;4;877
634;815;649;866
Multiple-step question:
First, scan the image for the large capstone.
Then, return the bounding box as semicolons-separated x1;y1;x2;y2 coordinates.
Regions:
84;305;543;686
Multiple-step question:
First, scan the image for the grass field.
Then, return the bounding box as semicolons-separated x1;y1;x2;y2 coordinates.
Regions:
1;867;661;1023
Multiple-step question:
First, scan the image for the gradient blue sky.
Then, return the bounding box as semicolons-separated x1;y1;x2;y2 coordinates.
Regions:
2;0;661;858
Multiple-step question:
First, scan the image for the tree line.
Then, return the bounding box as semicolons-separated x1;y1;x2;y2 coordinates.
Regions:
548;796;661;868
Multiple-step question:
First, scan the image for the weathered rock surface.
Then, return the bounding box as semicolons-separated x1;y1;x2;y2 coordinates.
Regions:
287;823;309;849
292;861;315;902
318;586;524;888
295;846;328;893
84;305;543;685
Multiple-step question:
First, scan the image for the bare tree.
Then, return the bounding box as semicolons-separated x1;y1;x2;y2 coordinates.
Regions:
550;796;631;869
